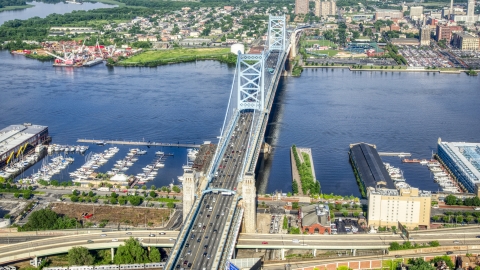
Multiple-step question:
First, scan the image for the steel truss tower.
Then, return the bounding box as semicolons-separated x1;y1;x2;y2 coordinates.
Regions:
268;15;287;51
237;53;265;111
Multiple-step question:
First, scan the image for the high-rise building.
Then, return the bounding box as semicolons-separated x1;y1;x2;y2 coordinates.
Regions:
314;0;337;18
467;0;475;22
295;0;309;15
435;24;463;42
410;6;424;19
367;187;432;230
420;26;431;46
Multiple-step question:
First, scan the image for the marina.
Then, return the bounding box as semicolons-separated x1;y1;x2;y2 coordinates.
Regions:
77;139;200;148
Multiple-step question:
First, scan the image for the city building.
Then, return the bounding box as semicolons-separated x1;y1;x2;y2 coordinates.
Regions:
314;0;337;18
420;26;431;46
295;0;309;15
410;6;424;20
437;140;480;193
435;24;463;42
349;143;396;196
375;10;403;20
299;203;332;234
452;32;479;50
0;124;49;169
367;187;432;230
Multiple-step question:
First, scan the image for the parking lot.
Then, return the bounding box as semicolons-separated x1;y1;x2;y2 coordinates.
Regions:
452;50;480;69
398;46;453;68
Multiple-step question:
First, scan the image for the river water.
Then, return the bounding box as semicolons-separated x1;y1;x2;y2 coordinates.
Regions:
0;1;115;25
1;51;479;195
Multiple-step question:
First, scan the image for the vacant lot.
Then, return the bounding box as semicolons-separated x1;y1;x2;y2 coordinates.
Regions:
122;48;230;63
0;200;28;217
51;203;171;227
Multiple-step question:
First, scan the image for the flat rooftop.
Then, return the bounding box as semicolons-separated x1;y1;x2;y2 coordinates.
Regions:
0;124;48;157
439;141;480;184
350;142;395;189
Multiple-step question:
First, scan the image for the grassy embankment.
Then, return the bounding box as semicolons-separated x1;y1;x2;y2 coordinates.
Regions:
84;0;126;7
0;4;33;12
116;47;236;67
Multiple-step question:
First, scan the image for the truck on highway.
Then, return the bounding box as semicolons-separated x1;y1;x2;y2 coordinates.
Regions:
221;191;233;196
98;187;110;192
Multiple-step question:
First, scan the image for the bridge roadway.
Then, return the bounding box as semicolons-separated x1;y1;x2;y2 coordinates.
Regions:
1;228;480;264
172;113;254;269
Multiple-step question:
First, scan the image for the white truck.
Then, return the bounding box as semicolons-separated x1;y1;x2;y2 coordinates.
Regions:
98;187;110;192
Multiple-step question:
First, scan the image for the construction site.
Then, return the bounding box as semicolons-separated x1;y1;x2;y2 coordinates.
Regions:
11;40;142;67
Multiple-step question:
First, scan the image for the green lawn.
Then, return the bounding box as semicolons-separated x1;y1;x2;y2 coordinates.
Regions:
302;40;335;47
307;49;338;57
122;48;231;63
0;4;33;12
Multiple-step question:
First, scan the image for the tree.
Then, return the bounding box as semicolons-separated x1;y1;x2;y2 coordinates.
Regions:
391;225;397;233
88;191;94;197
408;258;435;270
141;185;147;191
444;194;457;205
149;191;157;198
172;185;181;193
429;240;440;247
283;215;288;229
71;195;79;202
14;192;20;198
68;246;94;265
23;190;32;199
128;196;143;206
111;192;118;198
167;202;175;208
118;196;127;205
292;180;298;194
430;255;454;269
110;197;118;204
114;237;150;264
150;185;156;191
149;247;161;262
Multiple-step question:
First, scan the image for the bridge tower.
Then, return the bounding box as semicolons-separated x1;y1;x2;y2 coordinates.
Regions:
182;170;195;222
237;53;265;111
267;15;287;51
242;172;256;233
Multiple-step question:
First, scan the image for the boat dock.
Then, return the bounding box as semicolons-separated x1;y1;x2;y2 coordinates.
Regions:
77;139;201;148
378;152;411;157
402;158;436;163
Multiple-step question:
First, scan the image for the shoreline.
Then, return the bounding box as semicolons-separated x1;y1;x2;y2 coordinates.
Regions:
0;4;34;12
302;65;480;74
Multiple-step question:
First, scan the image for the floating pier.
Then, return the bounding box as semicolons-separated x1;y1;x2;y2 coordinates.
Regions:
378;152;411;157
77;139;200;148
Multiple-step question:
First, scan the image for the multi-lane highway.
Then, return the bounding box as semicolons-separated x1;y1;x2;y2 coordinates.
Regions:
172;113;254;269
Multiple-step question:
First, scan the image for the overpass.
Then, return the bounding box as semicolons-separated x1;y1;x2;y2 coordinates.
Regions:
3;228;480;265
167;15;294;270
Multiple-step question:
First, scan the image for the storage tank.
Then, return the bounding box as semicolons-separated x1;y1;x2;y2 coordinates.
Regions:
230;43;244;55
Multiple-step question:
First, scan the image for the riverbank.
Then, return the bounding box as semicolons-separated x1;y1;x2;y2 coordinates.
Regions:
84;0;125;7
0;4;34;12
114;48;237;67
302;65;480;74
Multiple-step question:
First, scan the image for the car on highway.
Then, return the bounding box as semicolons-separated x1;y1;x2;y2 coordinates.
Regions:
112;239;118;242
476;236;480;238
169;238;175;241
101;234;107;237
446;251;453;255
453;240;460;244
159;232;166;235
149;234;155;237
188;262;192;267
183;260;188;266
126;232;132;235
203;252;207;257
87;240;94;243
262;241;268;244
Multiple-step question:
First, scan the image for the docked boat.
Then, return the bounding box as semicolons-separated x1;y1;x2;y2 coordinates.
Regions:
137;149;147;155
419;159;428;165
155;151;164;155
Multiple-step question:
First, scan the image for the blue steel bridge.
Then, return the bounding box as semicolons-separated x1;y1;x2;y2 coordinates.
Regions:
165;15;298;270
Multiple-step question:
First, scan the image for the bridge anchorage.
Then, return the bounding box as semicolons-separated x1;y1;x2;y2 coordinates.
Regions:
168;14;290;270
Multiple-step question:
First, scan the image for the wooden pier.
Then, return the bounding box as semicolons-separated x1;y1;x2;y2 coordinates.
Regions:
77;139;201;148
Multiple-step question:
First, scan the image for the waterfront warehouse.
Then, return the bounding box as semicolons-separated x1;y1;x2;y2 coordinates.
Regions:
437;139;480;193
349;142;395;196
0;124;49;169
